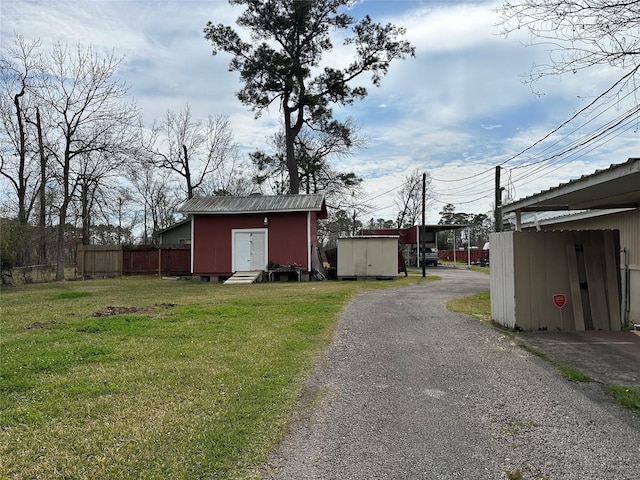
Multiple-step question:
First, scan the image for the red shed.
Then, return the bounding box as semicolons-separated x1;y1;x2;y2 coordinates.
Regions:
177;194;328;282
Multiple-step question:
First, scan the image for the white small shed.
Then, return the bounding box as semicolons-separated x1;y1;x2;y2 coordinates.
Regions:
337;236;399;279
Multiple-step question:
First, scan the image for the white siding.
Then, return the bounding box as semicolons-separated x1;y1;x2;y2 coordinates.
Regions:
337;237;398;278
490;232;516;329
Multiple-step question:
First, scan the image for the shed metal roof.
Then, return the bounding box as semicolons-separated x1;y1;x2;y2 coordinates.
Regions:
502;158;640;213
156;218;190;235
177;194;328;217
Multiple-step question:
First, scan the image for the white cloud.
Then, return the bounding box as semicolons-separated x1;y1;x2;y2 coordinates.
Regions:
2;0;636;223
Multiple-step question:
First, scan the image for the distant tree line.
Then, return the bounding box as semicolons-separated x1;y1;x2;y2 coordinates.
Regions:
1;0;417;280
0;38;253;279
0;36;367;278
0;35;485;280
437;203;492;250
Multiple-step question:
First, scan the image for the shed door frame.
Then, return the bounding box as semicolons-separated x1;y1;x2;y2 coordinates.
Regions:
231;228;268;272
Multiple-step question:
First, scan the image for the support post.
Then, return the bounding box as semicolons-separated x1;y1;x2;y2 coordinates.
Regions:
495;166;503;232
421;172;426;278
467;227;471;267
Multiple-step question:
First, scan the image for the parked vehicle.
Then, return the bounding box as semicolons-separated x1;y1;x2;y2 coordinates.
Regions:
480;242;489;267
421;247;438;267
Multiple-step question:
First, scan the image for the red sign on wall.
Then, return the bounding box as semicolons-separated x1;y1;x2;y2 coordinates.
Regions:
553;294;566;309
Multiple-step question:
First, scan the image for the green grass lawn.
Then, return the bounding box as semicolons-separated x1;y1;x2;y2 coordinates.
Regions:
0;275;427;479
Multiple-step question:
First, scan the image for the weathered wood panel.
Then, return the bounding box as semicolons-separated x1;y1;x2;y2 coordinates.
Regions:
540;209;638;324
602;229;621;330
490;230;622;331
78;246;122;277
565;233;585;330
78;245;190;277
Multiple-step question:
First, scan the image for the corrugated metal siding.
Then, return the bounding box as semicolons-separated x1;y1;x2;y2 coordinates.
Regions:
490;232;516;329
179;194;325;215
539;209;640;265
503;158;640;212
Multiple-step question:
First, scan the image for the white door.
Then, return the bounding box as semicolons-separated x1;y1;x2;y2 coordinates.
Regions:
233;230;267;271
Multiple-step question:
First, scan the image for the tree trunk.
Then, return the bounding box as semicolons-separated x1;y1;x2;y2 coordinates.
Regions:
10;89;32;267
55;196;69;281
183;144;193;198
36;107;47;264
55;144;71;281
284;109;300;194
81;178;90;245
13;91;28;226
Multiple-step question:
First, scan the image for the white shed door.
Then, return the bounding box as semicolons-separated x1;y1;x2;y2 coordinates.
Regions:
233;230;266;271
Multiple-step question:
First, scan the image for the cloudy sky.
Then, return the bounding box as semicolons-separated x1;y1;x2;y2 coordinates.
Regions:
2;0;637;222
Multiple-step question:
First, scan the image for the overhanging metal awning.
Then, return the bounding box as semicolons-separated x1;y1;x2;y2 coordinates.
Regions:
502;158;640;213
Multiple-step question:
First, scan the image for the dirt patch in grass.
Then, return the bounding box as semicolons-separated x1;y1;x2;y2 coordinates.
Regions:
92;303;176;317
25;321;61;329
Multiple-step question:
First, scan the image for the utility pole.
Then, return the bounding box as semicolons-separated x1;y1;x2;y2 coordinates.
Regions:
494;166;503;232
421;172;426;278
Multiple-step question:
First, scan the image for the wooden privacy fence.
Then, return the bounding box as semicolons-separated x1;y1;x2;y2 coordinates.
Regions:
78;245;191;278
438;249;489;264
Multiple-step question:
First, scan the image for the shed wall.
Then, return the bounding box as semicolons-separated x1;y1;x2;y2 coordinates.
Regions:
192;212;310;276
530;208;639;324
337;237;399;278
490;230;621;331
489;232;516;328
159;222;191;245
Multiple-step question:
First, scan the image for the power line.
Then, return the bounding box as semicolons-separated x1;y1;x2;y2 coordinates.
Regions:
509;90;637;170
498;64;640;168
509;104;640;185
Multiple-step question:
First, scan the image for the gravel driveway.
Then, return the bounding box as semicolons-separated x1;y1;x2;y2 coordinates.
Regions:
264;266;640;479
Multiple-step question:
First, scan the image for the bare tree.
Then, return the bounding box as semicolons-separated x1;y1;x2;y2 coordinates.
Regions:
77;182;139;246
395;169;435;228
200;155;257;196
37;43;139;280
149;106;238;199
496;1;640;163
129;159;182;244
0;37;42;234
497;1;640;99
0;37;54;267
76;148;132;245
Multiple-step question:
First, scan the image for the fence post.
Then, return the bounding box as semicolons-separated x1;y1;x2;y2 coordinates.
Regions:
79;246;84;278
